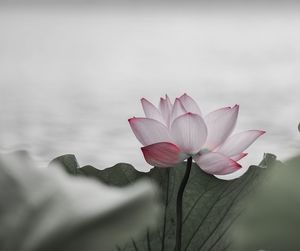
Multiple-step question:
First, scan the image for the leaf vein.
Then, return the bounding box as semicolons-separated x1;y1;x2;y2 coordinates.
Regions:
183;183;232;251
198;170;257;251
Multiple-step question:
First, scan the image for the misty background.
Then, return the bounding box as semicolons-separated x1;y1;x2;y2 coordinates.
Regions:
0;1;299;175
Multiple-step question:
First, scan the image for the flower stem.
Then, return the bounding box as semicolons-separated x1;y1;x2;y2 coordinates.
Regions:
175;156;193;251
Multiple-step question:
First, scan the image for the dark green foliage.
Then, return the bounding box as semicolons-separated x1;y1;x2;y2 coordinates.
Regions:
49;153;278;251
232;154;300;251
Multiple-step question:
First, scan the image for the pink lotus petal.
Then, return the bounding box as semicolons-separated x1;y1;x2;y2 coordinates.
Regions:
170;113;207;154
193;152;241;175
231;152;248;161
170;98;187;123
128;117;171;146
159;96;172;125
203;105;239;150
165;94;172;110
141;142;183;167
217;130;266;157
179;93;202;115
141;98;164;122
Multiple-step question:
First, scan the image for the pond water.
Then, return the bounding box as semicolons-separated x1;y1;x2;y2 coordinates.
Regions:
0;4;299;178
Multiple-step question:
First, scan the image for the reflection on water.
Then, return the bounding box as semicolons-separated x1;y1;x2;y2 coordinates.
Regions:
0;5;299;175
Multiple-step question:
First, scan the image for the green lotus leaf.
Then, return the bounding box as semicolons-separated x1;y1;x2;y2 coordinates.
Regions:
231;154;300;251
49;153;279;251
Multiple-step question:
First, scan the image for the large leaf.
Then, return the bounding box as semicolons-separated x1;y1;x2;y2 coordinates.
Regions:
49;153;278;251
231;154;300;251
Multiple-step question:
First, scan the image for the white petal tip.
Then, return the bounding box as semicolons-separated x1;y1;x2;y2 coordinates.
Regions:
233;104;239;109
251;130;266;136
241;152;248;158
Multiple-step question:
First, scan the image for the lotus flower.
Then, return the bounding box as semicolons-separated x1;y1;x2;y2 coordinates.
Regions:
128;94;265;175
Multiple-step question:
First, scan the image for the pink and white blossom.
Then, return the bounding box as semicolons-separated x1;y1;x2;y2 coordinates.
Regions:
128;94;265;175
